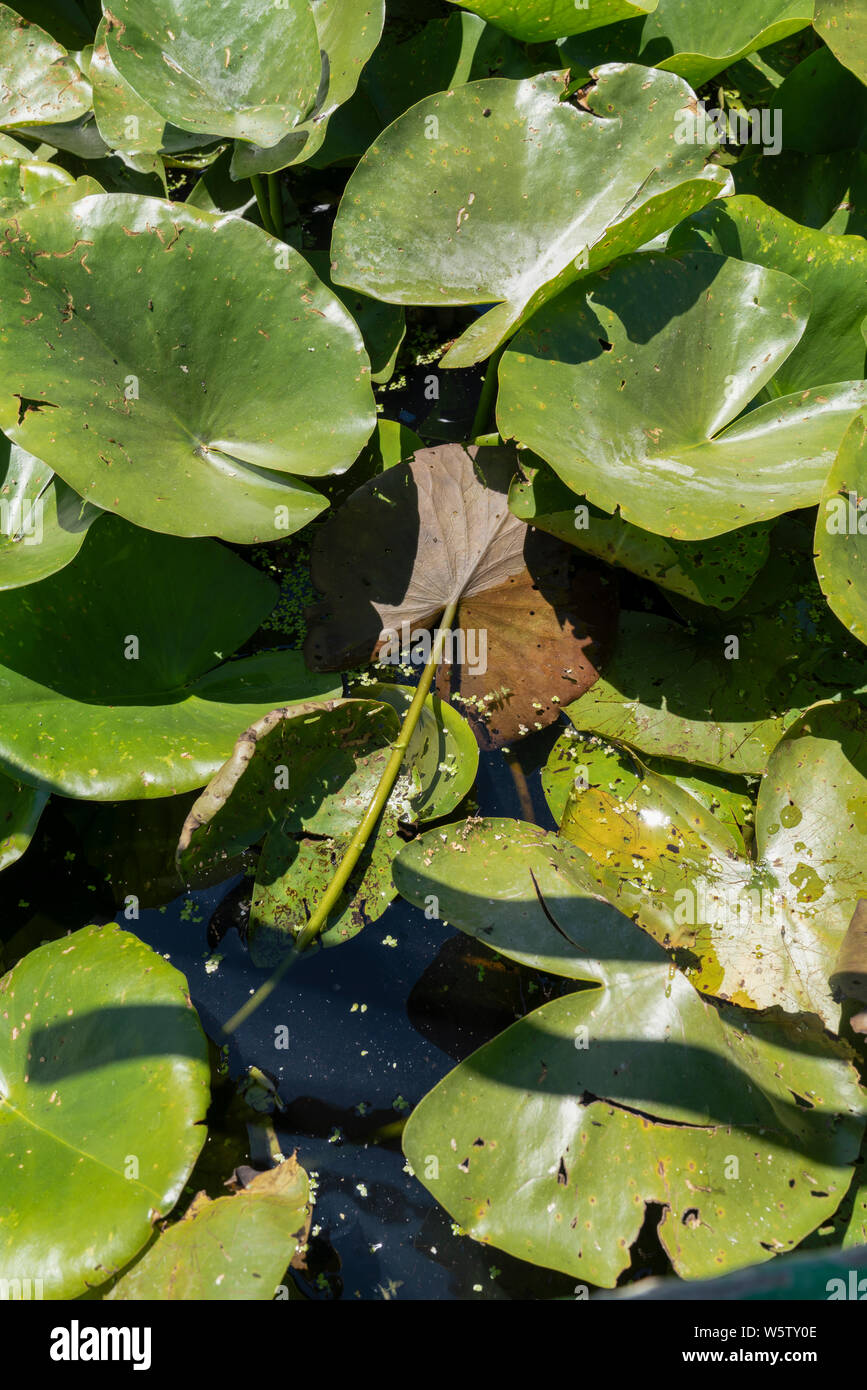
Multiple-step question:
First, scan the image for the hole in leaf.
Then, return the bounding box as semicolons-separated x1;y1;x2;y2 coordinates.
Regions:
789;1091;814;1110
14;395;59;426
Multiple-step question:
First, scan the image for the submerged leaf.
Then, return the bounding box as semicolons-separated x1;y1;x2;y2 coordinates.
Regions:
177;700;401;879
251;809;400;960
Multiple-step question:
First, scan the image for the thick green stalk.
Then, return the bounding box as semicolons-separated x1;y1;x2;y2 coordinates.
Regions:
267;173;283;239
223;600;461;1036
250;174;276;236
470;340;507;441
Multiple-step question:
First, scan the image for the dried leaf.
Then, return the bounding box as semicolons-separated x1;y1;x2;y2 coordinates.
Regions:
304;444;617;747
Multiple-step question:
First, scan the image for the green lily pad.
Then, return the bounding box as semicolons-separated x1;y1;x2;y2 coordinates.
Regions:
758;701;867;977
103;0;321;149
359;9;540;133
0;130;33;155
0;923;210;1299
394;817;865;1285
37;174;107;208
0;3;92;129
669;196;867;396
641;0;814;85
0;435;101;591
177;700;401;878
306;11;539;170
359;419;425;474
89;17;168;181
0;513;340;800
566;509;867;776
815;410;867;646
509;459;772;608
732;148;867;238
498;251;866;539
543;727;754;851
108;1156;310;1301
558;705;867;1027
0;771;48;871
559;0;814;88
556;740;757;952
304;249;405;385
443;0;657;42
308;7;542;171
251;802;400;960
814;0;867;84
564;612;801;776
231;0;386;177
354;682;479;822
178;687;479;959
177;698;403;960
773;46;867;156
331;65;728;369
0;194;375;542
0;154;78;212
88;25;219;175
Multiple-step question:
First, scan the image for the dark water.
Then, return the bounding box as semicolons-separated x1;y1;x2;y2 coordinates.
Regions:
5;735;610;1298
127;747;587;1299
